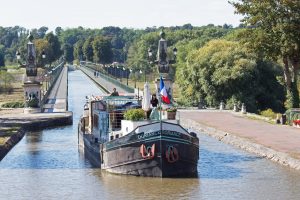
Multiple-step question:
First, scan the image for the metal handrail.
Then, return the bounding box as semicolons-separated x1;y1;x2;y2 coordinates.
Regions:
82;62;134;93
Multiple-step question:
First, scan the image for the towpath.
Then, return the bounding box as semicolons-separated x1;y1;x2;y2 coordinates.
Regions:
43;66;68;112
80;66;129;94
180;110;300;169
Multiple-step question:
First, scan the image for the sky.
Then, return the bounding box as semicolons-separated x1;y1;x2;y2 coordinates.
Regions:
1;0;242;31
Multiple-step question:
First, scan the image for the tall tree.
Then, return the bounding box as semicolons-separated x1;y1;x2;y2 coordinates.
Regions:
34;39;50;67
45;32;62;65
230;0;300;108
63;43;74;63
73;40;84;61
0;45;5;67
92;36;113;64
83;36;94;61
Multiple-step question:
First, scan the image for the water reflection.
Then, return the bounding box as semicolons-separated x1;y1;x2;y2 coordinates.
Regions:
93;171;201;200
199;148;260;179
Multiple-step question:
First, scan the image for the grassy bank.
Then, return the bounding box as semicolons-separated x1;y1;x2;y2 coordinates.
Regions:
0;126;21;146
0;68;24;107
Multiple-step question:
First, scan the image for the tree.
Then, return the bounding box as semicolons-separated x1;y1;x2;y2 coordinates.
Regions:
230;0;300;108
92;36;113;64
73;40;84;61
45;32;62;64
176;39;285;112
34;39;50;67
0;71;14;93
83;36;94;61
0;45;5;67
63;43;74;63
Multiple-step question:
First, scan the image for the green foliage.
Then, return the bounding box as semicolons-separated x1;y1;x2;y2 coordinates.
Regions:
46;32;62;64
34;39;50;66
0;44;5;67
63;43;74;63
92;36;113;64
285;109;300;125
0;71;14;93
231;0;300;108
260;109;277;120
124;108;145;121
83;37;94;61
176;39;285;112
27;98;39;108
1;101;24;108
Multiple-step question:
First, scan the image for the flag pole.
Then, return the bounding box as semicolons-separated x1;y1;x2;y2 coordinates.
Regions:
159;75;162;136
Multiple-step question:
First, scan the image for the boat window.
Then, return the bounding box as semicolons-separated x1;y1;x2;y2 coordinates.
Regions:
93;114;99;129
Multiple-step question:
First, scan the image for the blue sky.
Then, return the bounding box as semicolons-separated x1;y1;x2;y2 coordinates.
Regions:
1;0;242;30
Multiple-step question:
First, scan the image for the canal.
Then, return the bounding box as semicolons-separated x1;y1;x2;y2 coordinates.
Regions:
1;70;300;199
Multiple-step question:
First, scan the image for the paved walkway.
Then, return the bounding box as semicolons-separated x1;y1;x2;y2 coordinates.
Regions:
180;110;300;159
43;66;68;113
80;66;129;94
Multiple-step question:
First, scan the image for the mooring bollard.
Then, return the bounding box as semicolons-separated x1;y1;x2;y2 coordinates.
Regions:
241;103;246;114
233;103;238;112
219;101;225;110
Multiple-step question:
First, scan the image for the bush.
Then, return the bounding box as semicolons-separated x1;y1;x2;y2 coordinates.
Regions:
1;101;24;108
285;109;300;125
124;108;145;121
260;109;277;119
27;98;39;108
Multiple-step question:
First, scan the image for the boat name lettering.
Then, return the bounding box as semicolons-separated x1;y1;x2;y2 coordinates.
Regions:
162;130;181;137
138;131;160;139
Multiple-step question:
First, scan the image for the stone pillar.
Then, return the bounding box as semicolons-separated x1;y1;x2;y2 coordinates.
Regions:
233;103;238;112
23;81;42;114
22;33;42;114
219;101;225;110
241;103;247;114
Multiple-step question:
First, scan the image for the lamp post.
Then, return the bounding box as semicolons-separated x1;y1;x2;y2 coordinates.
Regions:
128;68;132;86
148;30;177;103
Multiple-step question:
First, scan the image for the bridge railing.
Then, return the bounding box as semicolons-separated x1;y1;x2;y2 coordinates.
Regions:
81;61;134;93
40;61;65;107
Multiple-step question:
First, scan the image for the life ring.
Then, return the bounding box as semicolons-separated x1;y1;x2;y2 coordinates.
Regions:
165;145;179;163
140;144;155;159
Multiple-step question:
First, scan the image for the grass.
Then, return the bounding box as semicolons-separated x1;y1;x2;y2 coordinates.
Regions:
0;69;25;107
0;126;20;145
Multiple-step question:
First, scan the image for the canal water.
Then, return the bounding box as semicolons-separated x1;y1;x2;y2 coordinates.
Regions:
1;70;300;200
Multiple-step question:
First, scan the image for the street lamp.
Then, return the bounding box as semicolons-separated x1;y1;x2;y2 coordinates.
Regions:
16;50;21;60
42;49;46;59
127;68;132;86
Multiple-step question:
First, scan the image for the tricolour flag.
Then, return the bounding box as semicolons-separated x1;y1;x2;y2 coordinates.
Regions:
160;76;171;104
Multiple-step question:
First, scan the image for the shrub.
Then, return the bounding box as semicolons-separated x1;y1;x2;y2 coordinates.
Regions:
124;108;145;121
27;98;39;108
285;109;300;125
1;101;24;108
260;109;277;119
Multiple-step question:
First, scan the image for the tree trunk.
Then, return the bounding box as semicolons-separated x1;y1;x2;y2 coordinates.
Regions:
282;56;291;89
290;57;300;108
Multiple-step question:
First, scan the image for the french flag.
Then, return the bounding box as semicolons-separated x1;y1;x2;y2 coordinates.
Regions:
160;76;171;104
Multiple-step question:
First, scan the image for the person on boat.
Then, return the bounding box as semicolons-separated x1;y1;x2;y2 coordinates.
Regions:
110;88;119;96
150;94;158;108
